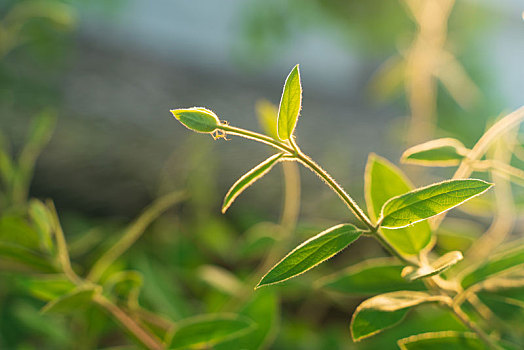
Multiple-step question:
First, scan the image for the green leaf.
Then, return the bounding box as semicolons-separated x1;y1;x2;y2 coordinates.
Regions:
104;271;143;305
0;242;56;272
317;258;426;295
277;64;302;140
350;291;448;341
365;154;431;254
398;331;487;350
215;290;279;350
222;153;284;213
402;251;463;281
41;286;99;314
379;179;493;229
170;107;220;133
461;242;524;288
0;215;41;250
17;275;75;302
401;138;469;167
256;224;363;288
169;314;255;350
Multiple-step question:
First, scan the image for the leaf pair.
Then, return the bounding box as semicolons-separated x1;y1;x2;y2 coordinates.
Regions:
365;154;492;256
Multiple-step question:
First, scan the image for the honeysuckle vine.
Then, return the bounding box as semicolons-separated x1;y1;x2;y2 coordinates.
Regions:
172;65;524;349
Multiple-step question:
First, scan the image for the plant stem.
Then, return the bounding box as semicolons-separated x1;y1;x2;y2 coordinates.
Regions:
449;304;502;350
219;124;415;265
94;295;164;350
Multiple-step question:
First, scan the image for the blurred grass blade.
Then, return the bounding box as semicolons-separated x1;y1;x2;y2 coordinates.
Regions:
169;314;255;350
365;153;431;254
401;138;469;167
198;265;246;297
88;191;185;282
398;331;487;350
316;258;426;295
222;153;284;213
256;224;362;288
402;251;463;281
41;286;100;314
104;271;143;307
461;242;524;288
351;291;449;342
379;179;493;229
277;64;302;140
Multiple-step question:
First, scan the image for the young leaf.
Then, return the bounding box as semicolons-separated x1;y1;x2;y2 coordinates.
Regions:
41;286;99;314
29;199;54;253
317;258;426;295
365;154;431;254
461;242;524;288
398;331;487;350
170;107;220;133
351;291;449;341
256;99;279;139
169;314;255;350
18;275;75;302
277;64;302;140
222;153;284;213
0;242;56;272
379;179;493;229
257;224;363;288
402;251;463;281
401;138;469;167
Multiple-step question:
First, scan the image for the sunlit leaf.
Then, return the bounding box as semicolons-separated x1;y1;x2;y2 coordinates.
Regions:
317;258;426;295
277;64;302;140
365;154;431;254
169;314;255;350
461;242;524;288
379;179;493;229
350;291;448;341
257;224;362;288
170;107;220;133
401;138;469;167
402;251;463;281
398;331;487;350
41;286;99;314
222;153;284;213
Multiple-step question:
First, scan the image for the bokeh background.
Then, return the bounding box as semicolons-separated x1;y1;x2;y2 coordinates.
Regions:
1;0;523;348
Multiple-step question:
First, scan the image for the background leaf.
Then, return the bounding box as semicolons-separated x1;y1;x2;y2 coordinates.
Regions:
365;154;431;254
401;138;469;167
398;331;487;350
257;224;362;288
402;251;463;281
169;314;255;350
41;286;99;314
277;64;302;140
351;291;448;341
317;258;426;295
379;179;493;229
461;243;524;288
